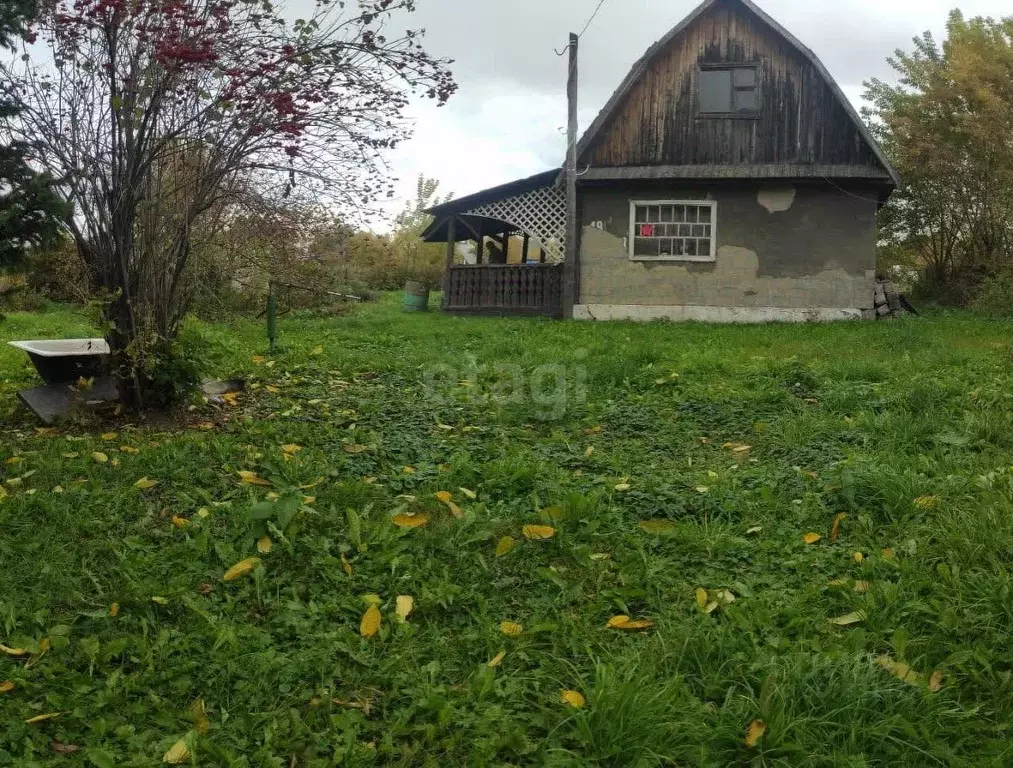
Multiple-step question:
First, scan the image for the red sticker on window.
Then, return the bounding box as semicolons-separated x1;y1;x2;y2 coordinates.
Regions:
639;224;655;237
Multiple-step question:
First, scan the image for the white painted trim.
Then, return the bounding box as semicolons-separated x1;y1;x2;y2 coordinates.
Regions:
573;305;865;324
628;199;717;262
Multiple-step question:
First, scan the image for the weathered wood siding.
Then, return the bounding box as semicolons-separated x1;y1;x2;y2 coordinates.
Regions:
584;0;877;169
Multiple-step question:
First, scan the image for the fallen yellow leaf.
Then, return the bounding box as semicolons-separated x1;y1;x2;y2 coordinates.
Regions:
251;355;265;364
828;611;867;627
257;536;273;554
746;526;763;535
695;486;710;494
134;477;159;490
392;513;429;529
929;670;944;692
614;483;631;492
163;736;190;764
223;557;260;581
396;595;414;622
585;445;595;457
92;451;108;463
495;536;516;557
500;621;524;636
281;444;302;455
25;712;62;725
803;532;821;545
881;547;896;560
458;487;477;500
340;552;353;576
560;689;586;709
0;644;27;656
190;697;210;734
876;655;922;685
237;470;271;487
854;580;871;593
402;466;415;474
695;588;708;609
488;650;507;668
435;491;453;504
109;602;120;617
360;604;381;637
830;513;847;543
620;618;655;630
151;596;169;605
447;501;464;519
914;495;939;509
853;551;865;563
522;524;556;541
606;615;630;628
171;515;189;529
0;680;13;693
745;719;767;748
120;445;140;454
639;520;677;534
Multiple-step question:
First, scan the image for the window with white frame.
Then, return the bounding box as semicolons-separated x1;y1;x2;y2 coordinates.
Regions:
629;201;716;261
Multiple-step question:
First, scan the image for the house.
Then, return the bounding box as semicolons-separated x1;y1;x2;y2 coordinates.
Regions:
422;0;899;322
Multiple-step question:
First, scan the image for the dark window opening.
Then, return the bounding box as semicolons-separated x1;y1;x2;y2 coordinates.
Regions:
698;66;758;115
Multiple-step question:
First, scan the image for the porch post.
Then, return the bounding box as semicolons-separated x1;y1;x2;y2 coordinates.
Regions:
522;232;530;264
441;216;456;310
475;220;485;264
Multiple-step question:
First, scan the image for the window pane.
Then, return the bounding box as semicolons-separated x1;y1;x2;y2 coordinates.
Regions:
691;224;704;237
733;87;757;112
686;207;697;223
659;239;672;256
634;238;659;257
659;206;673;223
673;206;685;223
647;206;660;223
698;69;732;113
635;206;647;223
733;68;756;88
673;239;685;256
699;239;712;256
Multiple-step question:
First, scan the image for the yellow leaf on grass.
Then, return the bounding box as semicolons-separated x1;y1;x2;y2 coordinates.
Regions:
695;486;710;494
639;520;677;534
238;470;271;487
190;697;210;734
163;737;190;764
803;532;821;545
151;596;169;605
120;445;140;454
458;487;477;500
362;594;382;606
881;548;896;560
522;525;556;541
876;655;922;685
723;442;752;454
281;444;302;456
171;515;189;529
745;719;767;748
393;513;429;529
696;587;708;609
746;526;763;535
560;690;586;709
343;444;370;454
914;495;939;509
854;580;871;593
0;680;13;693
929;670;944;692
257;536;273;554
585;445;595;457
109;602;120;617
828;611;867;627
251;355;265;364
487;650;506;668
500;621;524;636
265;385;280;394
61;452;79;459
435;491;453;504
340;552;353;576
830;513;847;543
92;452;108;463
614;483;631;492
25;712;61;725
495;536;516;557
0;644;27;656
312;345;323;355
360;604;381;637
402;466;415;474
223;557;260;581
607;615;630;629
620;619;655;630
853;552;865;563
134;477;159;489
396;595;414;622
101;432;118;441
447;501;464;519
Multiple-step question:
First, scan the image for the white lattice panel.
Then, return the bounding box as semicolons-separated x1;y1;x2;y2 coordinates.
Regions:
463;183;566;262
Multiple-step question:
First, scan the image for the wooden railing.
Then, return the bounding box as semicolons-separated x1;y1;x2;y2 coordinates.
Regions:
443;264;563;317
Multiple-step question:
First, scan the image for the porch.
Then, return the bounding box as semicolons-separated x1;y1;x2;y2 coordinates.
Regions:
423;170;568;318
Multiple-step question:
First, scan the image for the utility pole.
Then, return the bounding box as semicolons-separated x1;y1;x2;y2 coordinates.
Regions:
561;32;579;319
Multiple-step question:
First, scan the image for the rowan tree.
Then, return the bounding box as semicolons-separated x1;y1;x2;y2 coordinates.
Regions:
2;0;455;406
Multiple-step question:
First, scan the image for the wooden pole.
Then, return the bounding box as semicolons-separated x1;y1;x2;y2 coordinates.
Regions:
561;32;579;319
475;220;485;264
441;216;456;310
522;232;530;264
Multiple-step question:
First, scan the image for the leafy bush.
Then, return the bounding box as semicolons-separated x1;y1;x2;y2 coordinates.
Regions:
970;270;1013;317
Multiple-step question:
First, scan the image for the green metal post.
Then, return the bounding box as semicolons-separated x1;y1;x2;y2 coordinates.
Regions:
267;286;277;354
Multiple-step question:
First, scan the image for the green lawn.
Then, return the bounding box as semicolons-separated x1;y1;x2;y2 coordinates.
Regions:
2;299;1013;766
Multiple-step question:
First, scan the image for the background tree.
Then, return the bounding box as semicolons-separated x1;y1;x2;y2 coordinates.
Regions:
389;174;451;287
2;0;455;407
865;11;1013;305
0;0;68;272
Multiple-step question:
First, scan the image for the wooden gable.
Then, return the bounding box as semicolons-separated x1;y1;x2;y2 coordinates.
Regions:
578;0;897;183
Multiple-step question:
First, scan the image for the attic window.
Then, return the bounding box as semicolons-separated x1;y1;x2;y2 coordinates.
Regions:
698;65;758;116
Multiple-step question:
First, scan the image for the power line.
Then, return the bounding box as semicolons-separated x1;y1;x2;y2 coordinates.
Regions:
578;0;609;38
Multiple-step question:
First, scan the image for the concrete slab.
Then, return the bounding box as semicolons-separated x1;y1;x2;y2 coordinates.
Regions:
17;377;120;424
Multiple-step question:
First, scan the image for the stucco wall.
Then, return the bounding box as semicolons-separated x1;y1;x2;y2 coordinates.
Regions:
578;183;878;310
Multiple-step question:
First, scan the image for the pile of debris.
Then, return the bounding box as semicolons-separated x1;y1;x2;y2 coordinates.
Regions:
872;279;916;319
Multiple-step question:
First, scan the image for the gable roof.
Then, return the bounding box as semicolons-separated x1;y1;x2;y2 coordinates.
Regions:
576;0;899;187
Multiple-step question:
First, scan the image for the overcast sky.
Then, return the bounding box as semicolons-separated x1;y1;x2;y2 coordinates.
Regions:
374;0;1009;220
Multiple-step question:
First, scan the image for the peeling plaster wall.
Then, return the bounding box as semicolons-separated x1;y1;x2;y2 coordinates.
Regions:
578;183;878;310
